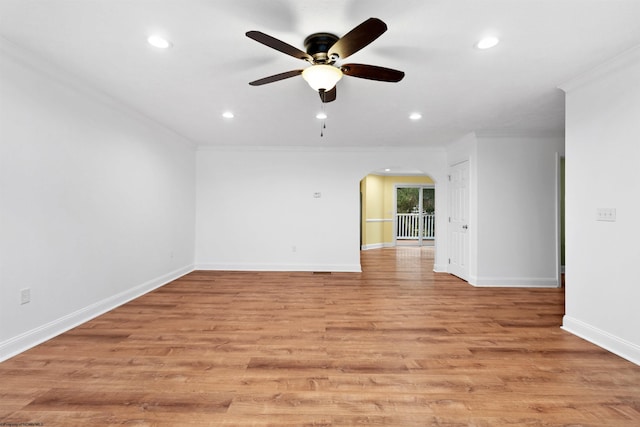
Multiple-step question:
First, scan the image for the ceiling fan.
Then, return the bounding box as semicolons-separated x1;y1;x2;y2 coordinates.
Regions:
246;18;405;103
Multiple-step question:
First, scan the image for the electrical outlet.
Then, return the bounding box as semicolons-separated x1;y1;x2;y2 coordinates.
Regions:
20;288;31;305
596;208;616;222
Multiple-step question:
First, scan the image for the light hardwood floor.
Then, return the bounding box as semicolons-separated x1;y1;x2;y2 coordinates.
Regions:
1;247;639;426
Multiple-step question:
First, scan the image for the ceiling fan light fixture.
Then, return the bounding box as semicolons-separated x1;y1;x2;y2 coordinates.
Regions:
302;64;343;91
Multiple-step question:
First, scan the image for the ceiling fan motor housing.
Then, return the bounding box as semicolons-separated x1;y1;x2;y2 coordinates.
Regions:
304;33;339;63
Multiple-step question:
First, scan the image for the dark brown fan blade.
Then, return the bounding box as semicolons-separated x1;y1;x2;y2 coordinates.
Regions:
249;69;303;86
341;63;405;82
246;31;312;62
328;18;387;60
319;86;337;103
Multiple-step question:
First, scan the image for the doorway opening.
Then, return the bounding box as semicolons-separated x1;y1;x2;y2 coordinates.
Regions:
360;172;435;250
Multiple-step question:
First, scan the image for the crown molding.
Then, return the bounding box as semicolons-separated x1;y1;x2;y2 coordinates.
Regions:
475;129;565;139
559;44;640;93
0;36;198;150
196;145;447;154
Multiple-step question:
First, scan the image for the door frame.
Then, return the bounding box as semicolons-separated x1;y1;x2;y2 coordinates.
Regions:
393;184;435;247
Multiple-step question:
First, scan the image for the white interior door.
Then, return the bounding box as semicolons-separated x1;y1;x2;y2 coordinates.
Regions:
449;161;469;280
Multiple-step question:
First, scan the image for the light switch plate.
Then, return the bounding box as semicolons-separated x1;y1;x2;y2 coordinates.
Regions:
20;288;31;305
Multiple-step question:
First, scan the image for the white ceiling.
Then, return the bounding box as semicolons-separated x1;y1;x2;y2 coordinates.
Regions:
1;0;639;148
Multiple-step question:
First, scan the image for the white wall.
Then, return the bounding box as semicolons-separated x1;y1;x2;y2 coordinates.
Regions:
475;134;564;286
195;147;449;272
560;46;640;364
447;133;564;287
0;40;196;361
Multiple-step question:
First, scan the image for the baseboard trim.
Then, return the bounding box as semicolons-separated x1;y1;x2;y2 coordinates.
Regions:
0;265;194;363
361;243;395;250
562;316;640;366
195;263;362;273
469;275;560;288
433;264;449;273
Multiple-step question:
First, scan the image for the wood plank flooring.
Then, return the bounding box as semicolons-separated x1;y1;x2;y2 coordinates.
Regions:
1;247;639;426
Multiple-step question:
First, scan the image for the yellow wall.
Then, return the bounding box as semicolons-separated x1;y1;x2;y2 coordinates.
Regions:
360;174;434;248
361;175;385;246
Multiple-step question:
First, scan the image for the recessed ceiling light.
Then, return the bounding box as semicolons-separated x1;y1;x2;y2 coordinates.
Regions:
384;168;391;172
316;112;328;120
222;111;234;119
147;35;172;49
409;112;422;120
476;36;499;50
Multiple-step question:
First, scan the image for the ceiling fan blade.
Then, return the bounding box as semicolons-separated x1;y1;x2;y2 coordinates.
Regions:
328;18;387;60
341;63;405;82
249;69;303;86
319;86;337;103
246;31;313;62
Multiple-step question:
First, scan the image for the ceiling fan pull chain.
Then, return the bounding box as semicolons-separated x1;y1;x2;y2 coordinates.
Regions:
320;98;326;137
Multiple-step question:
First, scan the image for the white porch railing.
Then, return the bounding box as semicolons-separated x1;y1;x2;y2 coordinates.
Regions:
396;213;435;239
